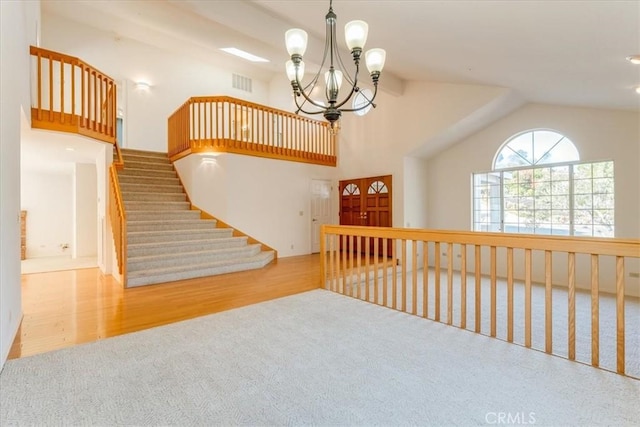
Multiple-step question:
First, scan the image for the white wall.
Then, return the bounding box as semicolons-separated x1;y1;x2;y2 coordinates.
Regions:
1;0;40;370
335;81;517;230
175;153;337;257
21;172;73;258
426;103;640;295
73;163;97;258
42;13;271;153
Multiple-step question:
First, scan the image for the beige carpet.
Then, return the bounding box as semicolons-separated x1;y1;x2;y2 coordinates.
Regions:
1;289;638;426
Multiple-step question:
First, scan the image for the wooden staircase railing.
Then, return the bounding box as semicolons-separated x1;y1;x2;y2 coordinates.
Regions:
168;96;336;166
30;46;116;144
109;144;126;285
320;225;640;378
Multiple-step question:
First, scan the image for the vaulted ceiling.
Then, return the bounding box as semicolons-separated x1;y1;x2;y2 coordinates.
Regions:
43;0;640;112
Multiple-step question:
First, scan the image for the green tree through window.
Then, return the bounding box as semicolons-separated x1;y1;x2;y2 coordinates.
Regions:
474;130;614;237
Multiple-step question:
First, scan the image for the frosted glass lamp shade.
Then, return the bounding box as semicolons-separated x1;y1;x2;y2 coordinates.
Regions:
285;29;308;56
365;48;386;73
324;69;343;92
286;60;305;81
345;20;368;50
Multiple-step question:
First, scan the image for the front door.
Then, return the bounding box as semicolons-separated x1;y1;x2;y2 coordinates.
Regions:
339;175;393;254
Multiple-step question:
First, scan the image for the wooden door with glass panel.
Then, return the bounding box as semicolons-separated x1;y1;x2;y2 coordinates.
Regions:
339;175;392;254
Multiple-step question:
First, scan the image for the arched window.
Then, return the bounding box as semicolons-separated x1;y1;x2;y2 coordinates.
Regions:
342;183;360;196
494;130;579;169
473;130;614;237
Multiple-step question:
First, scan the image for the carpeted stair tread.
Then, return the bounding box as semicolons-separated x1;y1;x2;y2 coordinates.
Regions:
127;244;262;271
122;160;175;171
127;219;217;232
120;149;168;158
119;168;177;178
126;251;275;287
126;210;203;221
127;236;248;257
124;201;191;211
127;228;234;244
118;175;181;185
119;183;184;193
120;192;187;202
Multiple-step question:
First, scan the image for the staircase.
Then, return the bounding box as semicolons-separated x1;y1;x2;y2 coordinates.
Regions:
116;149;275;287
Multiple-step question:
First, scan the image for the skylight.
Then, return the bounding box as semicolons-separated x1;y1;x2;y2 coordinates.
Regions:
220;48;269;63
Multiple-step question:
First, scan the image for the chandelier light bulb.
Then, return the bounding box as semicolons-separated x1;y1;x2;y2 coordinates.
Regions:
324;69;344;92
365;48;386;73
345;20;368;51
285;29;308;57
286;60;305;82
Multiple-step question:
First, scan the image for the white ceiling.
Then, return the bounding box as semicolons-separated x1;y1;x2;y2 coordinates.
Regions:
43;0;640;111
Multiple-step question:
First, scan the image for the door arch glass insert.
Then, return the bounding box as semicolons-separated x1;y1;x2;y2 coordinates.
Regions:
342;183;360;195
368;180;389;194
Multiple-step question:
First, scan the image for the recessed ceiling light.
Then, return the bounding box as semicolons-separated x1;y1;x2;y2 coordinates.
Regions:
635;86;640;94
220;47;269;63
65;147;75;152
626;55;640;65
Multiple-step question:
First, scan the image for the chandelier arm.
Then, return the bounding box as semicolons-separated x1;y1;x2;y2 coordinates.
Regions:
332;63;361;110
337;84;379;113
292;91;326;115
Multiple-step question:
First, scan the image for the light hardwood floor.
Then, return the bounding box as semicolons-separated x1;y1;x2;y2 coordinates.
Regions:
9;255;321;359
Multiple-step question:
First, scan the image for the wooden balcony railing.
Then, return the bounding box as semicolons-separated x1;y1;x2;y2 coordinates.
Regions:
168;96;336;166
320;225;640;378
109;144;126;285
30;46;116;144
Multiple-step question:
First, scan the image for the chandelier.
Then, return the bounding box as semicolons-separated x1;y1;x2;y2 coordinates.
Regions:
284;0;386;127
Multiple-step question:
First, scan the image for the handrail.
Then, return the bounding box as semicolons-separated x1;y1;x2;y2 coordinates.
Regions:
167;96;336;167
30;46;117;144
320;225;640;378
109;165;127;285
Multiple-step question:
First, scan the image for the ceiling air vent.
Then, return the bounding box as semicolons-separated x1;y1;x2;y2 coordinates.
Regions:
232;74;252;93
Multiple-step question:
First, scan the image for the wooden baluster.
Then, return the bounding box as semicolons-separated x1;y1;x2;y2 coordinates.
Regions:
545;250;553;354
401;239;407;312
382;238;388;307
349;235;355;297
373;237;378;304
568;252;576;360
525;248;532;348
491;246;497;337
60;59;64;124
335;234;340;292
460;243;467;329
365;237;371;302
507;247;514;342
616;256;625;374
475;245;481;333
435;242;441;322
356;235;362;300
447;242;453;325
591;254;599;367
93;72;97;130
341;235;347;294
423;241;429;319
48;55;53;122
392;239;397;310
37;52;42;120
81;65;85;127
320;227;326;290
412;240;418;315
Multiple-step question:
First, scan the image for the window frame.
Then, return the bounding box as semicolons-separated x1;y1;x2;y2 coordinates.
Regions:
472;159;615;237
